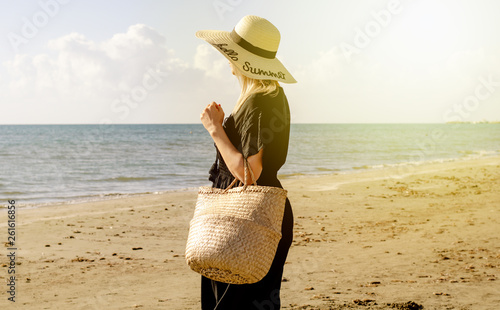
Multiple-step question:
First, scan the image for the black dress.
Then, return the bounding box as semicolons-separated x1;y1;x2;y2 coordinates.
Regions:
201;87;294;309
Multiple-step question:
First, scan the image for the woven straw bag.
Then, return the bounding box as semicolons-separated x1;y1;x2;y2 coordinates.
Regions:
185;159;287;284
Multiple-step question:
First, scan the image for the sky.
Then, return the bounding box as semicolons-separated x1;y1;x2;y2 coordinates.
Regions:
1;0;499;124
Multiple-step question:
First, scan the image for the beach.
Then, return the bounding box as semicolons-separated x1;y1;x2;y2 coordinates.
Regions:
1;156;499;309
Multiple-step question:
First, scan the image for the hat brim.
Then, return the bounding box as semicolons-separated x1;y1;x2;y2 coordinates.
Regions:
196;30;297;84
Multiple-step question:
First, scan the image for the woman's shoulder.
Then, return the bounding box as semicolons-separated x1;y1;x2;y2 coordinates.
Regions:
243;87;285;111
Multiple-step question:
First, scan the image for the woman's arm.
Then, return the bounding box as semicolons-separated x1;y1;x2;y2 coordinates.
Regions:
201;102;263;184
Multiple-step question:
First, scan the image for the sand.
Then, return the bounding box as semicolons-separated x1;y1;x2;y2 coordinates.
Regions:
1;156;499;309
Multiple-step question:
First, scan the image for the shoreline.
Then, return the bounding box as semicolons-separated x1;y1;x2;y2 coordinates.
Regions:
0;155;498;309
7;152;500;210
4;187;200;211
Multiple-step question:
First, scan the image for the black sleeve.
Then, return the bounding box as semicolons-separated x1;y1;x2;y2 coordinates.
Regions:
236;90;290;175
239;97;264;159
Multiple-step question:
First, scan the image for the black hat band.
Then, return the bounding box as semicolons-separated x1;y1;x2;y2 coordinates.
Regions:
230;29;277;59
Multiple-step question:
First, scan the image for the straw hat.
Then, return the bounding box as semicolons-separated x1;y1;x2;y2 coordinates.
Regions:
196;15;297;84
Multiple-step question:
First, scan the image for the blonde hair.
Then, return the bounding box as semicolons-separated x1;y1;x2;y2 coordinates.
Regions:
232;67;280;114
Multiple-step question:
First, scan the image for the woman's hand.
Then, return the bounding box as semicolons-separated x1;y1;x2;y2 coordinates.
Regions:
201;102;225;136
201;101;263;182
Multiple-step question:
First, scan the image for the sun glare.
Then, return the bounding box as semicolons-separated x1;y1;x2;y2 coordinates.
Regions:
388;1;461;65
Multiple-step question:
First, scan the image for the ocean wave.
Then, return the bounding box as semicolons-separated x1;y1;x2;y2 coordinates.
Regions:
278;172;306;179
353;165;371;170
98;176;157;182
315;167;341;172
348;151;500;173
3;124;499;206
458;150;498;157
1;191;24;196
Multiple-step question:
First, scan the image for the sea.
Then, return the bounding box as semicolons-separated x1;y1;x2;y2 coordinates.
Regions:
1;124;499;207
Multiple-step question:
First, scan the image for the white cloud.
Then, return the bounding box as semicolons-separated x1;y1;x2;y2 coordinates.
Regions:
103;24;167;60
0;23;245;124
294;48;344;82
284;44;500;123
3;21;498;124
193;44;230;79
0;24;196;124
286;47;399;123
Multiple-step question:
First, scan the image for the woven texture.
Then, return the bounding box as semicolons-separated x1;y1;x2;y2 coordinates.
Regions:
186;184;287;284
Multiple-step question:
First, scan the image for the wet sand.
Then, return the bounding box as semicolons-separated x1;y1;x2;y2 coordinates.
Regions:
1;156;499;309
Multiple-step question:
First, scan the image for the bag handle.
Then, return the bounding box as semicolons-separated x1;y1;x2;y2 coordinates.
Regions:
224;157;257;191
243;158;257;187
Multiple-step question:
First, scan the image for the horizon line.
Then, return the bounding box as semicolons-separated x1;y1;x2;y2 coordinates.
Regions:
1;121;499;126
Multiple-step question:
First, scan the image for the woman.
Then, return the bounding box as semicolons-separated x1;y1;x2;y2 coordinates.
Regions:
197;15;296;309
